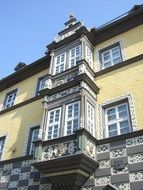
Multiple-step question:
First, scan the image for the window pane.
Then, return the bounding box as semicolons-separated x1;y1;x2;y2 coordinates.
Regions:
107;108;115;115
108;124;118;137
103;52;110;61
104;61;112;68
113;57;121;64
120;120;129;134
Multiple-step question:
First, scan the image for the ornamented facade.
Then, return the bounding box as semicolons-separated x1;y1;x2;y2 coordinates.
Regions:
0;4;143;190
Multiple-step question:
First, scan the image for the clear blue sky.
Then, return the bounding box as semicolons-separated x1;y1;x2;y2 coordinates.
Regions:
0;0;143;79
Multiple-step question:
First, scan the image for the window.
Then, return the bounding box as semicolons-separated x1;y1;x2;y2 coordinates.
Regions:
4;90;17;108
38;78;49;91
101;44;122;69
65;101;80;135
47;108;61;140
87;102;95;136
105;103;131;138
85;46;93;68
28;127;39;155
55;53;66;74
0;137;5;160
69;46;81;68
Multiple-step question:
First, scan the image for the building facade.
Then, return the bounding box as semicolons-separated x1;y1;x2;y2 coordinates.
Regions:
0;4;143;190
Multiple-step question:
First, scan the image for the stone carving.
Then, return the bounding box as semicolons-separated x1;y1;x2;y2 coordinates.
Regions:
111;165;128;175
99;160;111;168
43;141;77;160
97;144;110;153
130;171;143;182
126;136;143;147
86;140;96;159
128;153;143;164
110;148;127;159
46;86;80;102
95;176;111;186
54;143;67;157
98;94;137;139
113;183;130;190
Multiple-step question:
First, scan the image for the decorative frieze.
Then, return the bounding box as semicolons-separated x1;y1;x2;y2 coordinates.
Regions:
126;136;143;147
113;183;130;190
95;176;111;186
46;85;80;102
99;160;111;168
98;94;137;139
43;141;77;160
110;148;127;159
128;153;143;164
97;144;110;153
130;171;143;182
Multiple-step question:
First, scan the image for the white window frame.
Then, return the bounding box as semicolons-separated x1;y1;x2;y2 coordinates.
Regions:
69;46;81;68
85;46;93;69
65;101;80;136
105;103;131;138
29;128;39;155
87;102;95;136
38;78;49;91
54;53;66;74
101;45;122;69
46;107;61;140
0;138;5;160
4;90;17;108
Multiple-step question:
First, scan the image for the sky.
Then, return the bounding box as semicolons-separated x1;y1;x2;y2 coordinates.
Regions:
0;0;143;79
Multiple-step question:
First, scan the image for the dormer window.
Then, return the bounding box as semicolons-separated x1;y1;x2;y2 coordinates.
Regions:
55;53;66;74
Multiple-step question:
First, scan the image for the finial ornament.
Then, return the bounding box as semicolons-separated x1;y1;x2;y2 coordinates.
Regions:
69;13;74;20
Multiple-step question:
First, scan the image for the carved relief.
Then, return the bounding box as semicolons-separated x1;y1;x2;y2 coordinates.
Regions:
130;171;143;182
86;140;96;159
95;176;111;186
110;148;127;159
97;144;110;153
128;153;143;164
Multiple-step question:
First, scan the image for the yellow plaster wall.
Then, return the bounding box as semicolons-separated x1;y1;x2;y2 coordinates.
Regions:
0;99;43;160
0;69;48;110
94;25;143;71
95;60;143;139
